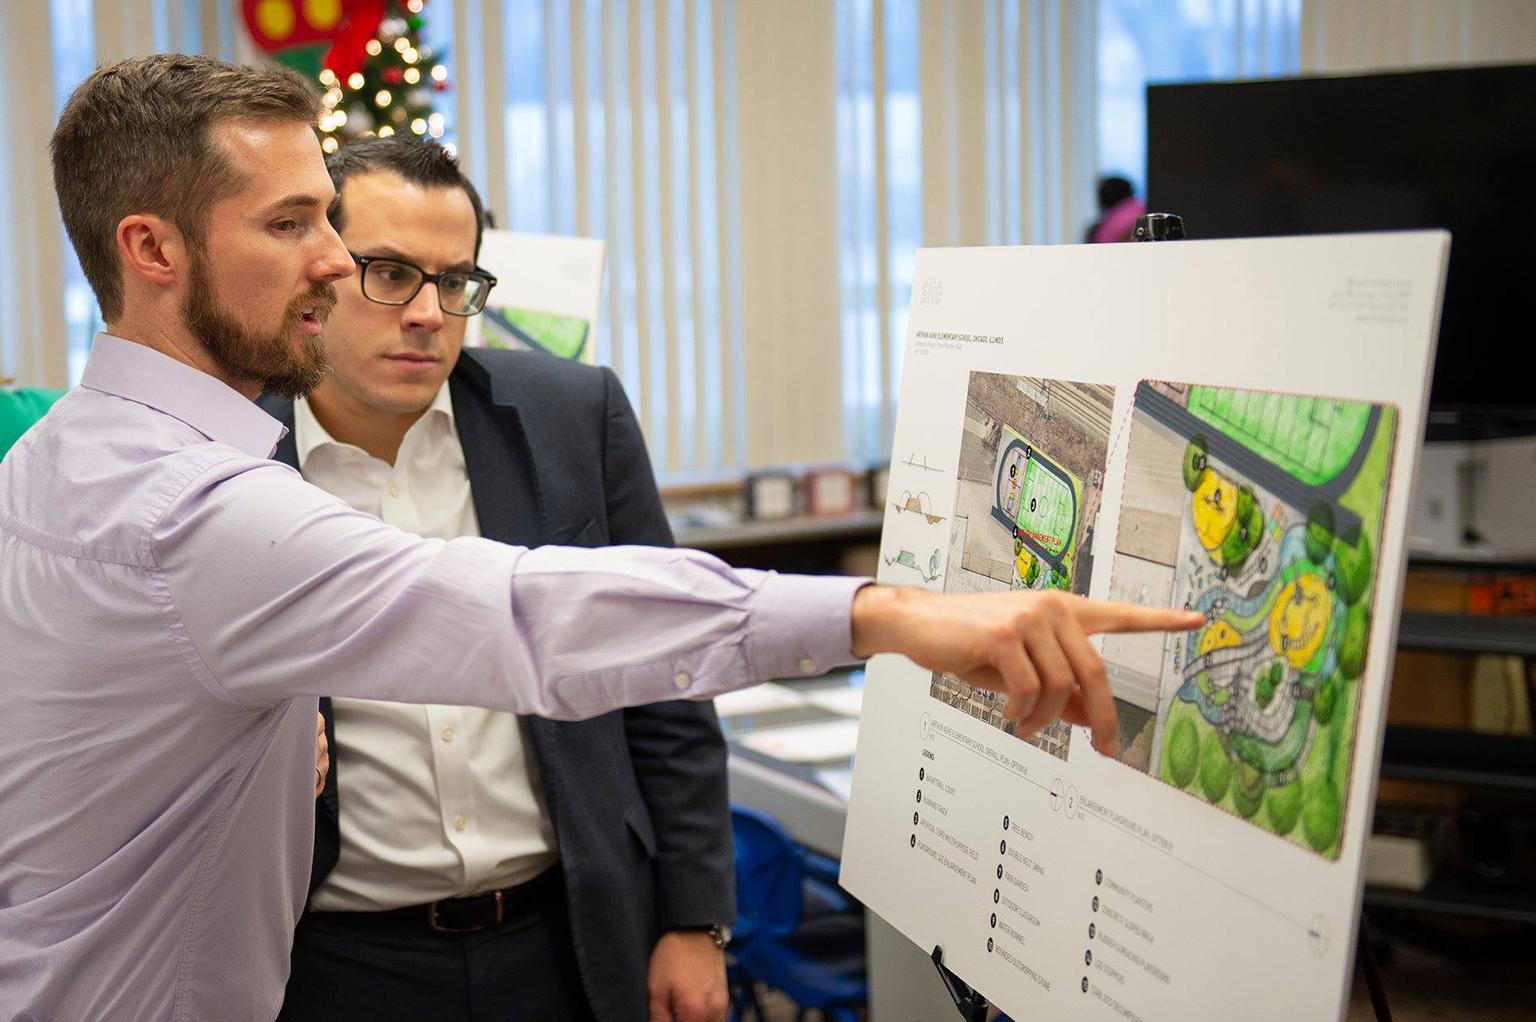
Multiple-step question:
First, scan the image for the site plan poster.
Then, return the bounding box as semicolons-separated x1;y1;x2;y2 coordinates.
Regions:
465;229;605;362
841;233;1449;1021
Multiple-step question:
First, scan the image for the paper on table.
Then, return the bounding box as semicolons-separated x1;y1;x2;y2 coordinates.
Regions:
803;685;865;717
713;682;808;718
738;718;861;764
814;766;855;801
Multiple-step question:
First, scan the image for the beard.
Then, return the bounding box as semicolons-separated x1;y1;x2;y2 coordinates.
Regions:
181;252;336;399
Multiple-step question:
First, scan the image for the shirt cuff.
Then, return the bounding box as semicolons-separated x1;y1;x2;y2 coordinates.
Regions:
742;572;869;684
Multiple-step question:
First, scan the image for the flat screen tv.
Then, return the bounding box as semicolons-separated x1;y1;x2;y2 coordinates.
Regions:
1147;64;1536;435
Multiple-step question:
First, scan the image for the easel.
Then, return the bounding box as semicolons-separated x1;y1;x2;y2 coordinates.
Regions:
927;212;1392;1022
930;946;988;1022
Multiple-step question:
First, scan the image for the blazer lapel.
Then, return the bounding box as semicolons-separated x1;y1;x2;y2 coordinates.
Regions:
257;394;300;470
450;366;548;549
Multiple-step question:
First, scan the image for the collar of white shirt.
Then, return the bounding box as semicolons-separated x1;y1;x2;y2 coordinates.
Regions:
78;332;286;459
292;379;457;471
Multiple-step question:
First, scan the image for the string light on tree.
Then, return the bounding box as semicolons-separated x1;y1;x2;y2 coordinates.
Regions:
256;0;454;149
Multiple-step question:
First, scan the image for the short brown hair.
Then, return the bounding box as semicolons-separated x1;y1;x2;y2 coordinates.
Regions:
326;136;487;259
51;54;321;322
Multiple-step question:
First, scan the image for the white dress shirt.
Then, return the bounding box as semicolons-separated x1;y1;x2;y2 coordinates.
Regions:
296;387;559;911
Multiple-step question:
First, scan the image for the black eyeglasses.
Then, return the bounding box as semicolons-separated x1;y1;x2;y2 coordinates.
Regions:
351;253;498;316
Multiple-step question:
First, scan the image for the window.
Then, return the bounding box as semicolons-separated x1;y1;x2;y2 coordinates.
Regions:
51;0;97;383
836;0;920;467
46;0;244;383
1097;0;1301;193
462;0;740;479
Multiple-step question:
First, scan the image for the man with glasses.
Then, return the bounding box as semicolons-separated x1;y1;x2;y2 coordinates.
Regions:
2;55;1198;1021
260;137;735;1022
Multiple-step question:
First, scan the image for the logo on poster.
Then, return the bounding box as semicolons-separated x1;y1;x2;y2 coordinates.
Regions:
920;277;944;306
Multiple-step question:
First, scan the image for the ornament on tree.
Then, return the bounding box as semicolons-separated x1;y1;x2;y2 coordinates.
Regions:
242;0;451;152
241;0;386;81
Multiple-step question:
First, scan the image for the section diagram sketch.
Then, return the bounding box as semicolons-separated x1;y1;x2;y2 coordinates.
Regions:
1102;380;1397;860
891;491;947;525
884;547;942;583
901;451;945;474
929;373;1115;761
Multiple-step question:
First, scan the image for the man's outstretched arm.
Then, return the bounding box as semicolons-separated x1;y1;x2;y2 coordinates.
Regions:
157;453;1199;731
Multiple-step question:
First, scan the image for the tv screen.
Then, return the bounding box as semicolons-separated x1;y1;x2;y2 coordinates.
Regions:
1147;64;1536;426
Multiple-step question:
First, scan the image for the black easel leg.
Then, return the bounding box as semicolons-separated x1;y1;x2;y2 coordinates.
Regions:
1356;916;1394;1022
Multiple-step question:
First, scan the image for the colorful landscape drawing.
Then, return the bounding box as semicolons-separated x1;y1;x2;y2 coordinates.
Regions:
929;373;1114;760
1102;381;1397;859
481;306;591;361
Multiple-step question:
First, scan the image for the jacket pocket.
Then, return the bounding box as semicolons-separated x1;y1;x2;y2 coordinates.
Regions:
550;516;602;548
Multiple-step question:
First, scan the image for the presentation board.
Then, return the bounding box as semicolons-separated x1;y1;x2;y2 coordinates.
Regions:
841;232;1449;1021
465;229;605;362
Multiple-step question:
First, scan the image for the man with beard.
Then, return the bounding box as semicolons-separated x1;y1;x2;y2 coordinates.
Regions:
0;54;1198;1021
260;138;735;1022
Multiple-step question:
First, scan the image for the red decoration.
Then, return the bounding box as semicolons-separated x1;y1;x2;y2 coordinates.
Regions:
382;66;403;84
240;0;387;81
322;1;388;81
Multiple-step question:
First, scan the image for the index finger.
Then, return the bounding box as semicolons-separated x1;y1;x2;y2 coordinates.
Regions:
1076;600;1204;636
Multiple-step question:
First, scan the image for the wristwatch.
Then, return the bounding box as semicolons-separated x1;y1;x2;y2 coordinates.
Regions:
682;924;732;949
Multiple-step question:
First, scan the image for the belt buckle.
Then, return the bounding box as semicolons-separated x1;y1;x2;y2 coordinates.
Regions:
426;889;503;933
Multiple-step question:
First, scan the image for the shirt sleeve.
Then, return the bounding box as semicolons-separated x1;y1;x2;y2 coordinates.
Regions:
152;455;865;719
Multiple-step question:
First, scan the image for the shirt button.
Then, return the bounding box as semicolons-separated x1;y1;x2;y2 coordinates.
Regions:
441;727;455;743
799;657;818;675
673;672;691;691
453;816;467;832
387;481;401;497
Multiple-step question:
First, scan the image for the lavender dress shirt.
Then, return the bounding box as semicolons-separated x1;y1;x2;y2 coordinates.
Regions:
0;334;863;1021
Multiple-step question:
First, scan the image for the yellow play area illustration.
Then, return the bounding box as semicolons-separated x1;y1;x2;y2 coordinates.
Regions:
1103;381;1397;859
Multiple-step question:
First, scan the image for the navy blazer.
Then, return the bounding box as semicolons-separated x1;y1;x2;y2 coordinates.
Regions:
260;347;732;1022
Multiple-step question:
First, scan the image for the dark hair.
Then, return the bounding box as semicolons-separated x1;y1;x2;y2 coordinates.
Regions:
1097;175;1135;211
325;136;486;258
51;54;321;323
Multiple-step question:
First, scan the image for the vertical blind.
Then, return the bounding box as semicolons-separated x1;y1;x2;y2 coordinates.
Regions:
453;0;745;477
9;1;1534;474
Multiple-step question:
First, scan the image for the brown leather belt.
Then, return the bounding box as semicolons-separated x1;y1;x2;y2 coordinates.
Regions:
361;866;563;934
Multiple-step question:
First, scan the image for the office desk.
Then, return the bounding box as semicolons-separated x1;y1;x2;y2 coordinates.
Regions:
717;672;963;1020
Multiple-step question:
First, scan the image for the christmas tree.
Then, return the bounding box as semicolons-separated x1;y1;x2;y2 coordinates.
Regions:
242;0;449;152
316;0;449;152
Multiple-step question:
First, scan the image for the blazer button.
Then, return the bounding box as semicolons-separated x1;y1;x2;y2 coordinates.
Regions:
673;672;691;691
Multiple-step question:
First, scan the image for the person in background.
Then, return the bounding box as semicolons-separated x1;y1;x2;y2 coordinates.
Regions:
263;136;734;1022
1083;174;1146;244
0;372;65;459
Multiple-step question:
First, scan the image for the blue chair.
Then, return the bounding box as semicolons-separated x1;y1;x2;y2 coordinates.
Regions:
727;805;867;1022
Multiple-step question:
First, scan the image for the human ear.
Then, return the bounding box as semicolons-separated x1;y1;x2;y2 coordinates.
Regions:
115;213;188;289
